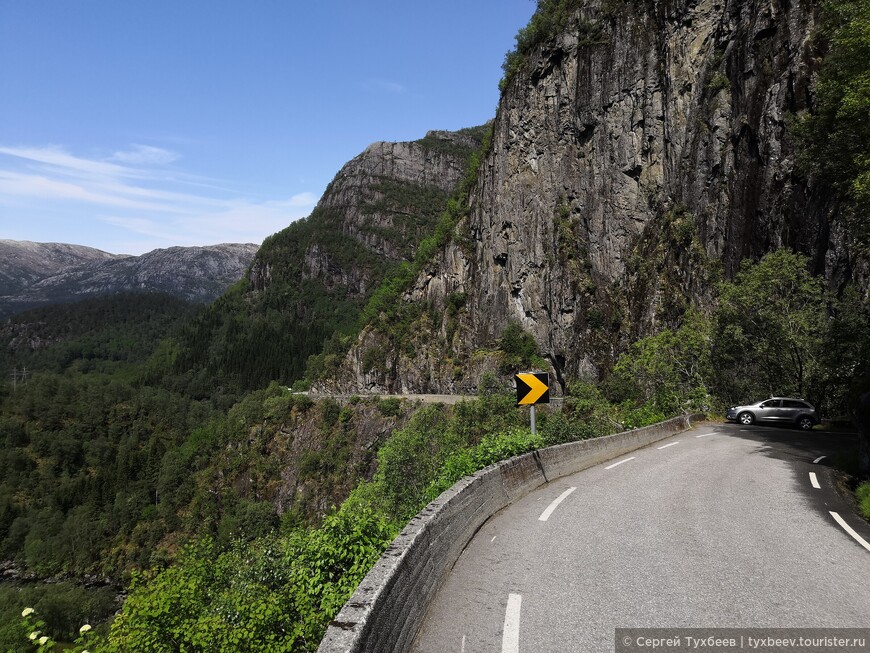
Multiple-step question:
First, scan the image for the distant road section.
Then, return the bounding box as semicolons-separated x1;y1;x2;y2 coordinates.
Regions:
300;392;476;405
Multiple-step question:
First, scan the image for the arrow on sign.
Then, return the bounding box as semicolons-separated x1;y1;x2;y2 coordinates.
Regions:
516;372;549;405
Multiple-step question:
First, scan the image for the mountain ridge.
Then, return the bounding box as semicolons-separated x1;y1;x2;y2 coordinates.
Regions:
0;241;258;319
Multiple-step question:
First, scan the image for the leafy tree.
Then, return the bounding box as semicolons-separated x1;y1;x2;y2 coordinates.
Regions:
710;250;829;406
608;310;713;415
709;249;870;420
795;0;870;251
497;321;547;373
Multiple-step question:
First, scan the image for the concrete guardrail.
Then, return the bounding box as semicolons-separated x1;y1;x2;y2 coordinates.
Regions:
317;414;704;653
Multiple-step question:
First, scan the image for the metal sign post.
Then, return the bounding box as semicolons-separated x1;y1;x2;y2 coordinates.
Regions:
515;371;549;434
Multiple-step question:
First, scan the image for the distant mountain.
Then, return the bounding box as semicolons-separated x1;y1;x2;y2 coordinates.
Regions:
0;240;124;296
0;241;259;319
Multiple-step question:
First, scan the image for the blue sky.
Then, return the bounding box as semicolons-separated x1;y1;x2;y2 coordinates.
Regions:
0;0;537;255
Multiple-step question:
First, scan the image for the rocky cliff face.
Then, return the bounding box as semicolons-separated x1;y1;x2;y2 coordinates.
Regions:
323;0;861;395
0;241;258;319
247;128;483;299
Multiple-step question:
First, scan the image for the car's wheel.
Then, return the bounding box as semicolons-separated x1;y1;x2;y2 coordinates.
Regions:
739;412;755;425
797;416;815;431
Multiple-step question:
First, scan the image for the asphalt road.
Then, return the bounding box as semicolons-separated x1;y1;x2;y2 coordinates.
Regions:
410;422;870;652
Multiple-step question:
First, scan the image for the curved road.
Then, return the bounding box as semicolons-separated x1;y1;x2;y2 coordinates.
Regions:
411;423;870;652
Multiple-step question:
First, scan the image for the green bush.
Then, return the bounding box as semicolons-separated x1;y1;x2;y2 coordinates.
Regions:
103;507;395;653
857;482;870;520
376;397;402;417
608;309;712;416
497;322;546;373
426;428;544;502
366;405;459;521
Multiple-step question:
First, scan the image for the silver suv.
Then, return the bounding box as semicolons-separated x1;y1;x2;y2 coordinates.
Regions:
726;397;819;431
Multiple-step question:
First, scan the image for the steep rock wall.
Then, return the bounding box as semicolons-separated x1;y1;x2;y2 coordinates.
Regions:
325;0;856;394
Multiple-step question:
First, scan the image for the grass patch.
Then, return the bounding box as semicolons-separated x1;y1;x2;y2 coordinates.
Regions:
857;482;870;520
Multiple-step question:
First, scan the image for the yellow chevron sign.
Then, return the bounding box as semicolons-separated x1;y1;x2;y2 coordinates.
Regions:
515;372;550;406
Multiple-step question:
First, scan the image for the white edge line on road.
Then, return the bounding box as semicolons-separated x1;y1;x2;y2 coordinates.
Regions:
502;593;522;653
657;441;680;450
538;487;577;522
830;512;870;553
809;472;821;489
605;457;636;470
814;456;827;464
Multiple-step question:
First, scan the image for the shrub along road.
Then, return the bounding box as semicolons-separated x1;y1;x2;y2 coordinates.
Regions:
410;423;870;652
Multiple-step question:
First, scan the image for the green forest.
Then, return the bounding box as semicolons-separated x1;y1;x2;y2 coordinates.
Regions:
2;0;869;651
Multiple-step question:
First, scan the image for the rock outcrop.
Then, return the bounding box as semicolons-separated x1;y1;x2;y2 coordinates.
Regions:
247;128;484;299
322;0;862;395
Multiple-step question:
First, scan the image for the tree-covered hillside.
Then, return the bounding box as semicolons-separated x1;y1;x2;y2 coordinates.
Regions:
1;292;199;375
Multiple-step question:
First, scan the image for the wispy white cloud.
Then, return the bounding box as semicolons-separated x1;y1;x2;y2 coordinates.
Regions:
0;143;318;254
109;144;181;166
0;145;128;177
288;191;316;206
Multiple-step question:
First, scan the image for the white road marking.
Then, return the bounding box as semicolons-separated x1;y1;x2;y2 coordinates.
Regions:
830;512;870;553
657;441;680;450
605;457;636;470
461;634;466;653
809;472;821;489
696;433;713;438
758;445;772;450
491;536;497;543
502;593;522;653
539;487;577;522
813;456;827;464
